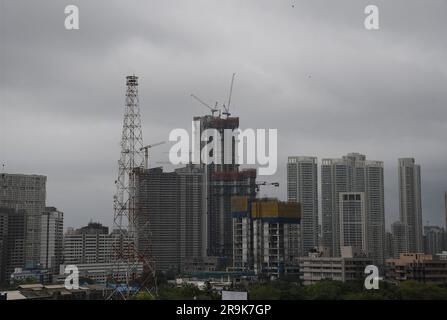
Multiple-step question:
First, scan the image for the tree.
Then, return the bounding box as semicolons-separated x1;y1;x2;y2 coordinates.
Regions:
304;280;345;300
249;283;281;300
400;281;447;300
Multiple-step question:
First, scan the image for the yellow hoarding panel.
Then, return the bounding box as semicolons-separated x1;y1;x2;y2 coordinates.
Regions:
231;196;249;213
251;200;301;219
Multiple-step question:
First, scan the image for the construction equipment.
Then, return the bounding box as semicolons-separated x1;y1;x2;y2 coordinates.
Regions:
255;181;279;193
190;94;219;117
140;141;165;170
222;73;236;118
191;73;237;118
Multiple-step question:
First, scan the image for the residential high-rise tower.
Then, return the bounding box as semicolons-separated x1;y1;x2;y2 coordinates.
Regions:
287;156;318;255
40;207;63;274
321;153;385;264
339;192;367;255
398;158;423;253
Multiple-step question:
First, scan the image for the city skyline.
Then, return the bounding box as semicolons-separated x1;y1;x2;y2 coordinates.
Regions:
1;0;447;230
2;152;446;232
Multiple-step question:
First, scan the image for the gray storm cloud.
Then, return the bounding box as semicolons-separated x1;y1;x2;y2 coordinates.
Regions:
0;0;446;229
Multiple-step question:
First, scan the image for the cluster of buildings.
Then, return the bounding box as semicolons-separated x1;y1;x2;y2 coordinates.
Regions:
0;283;112;300
127;113;447;285
0;174;140;288
287;155;447;285
127;115;308;280
0;174;64;284
1;106;447;298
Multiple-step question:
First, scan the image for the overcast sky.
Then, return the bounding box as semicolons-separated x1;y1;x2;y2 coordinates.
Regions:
1;0;446;230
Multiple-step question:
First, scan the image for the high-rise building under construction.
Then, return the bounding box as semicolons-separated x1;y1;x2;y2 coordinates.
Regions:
194;115;257;261
231;196;301;277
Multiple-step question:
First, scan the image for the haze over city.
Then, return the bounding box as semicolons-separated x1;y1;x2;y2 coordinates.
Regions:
1;0;446;230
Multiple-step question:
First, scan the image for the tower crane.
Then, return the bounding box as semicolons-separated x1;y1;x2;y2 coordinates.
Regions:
140;141;166;170
222;73;236;118
190;94;219;117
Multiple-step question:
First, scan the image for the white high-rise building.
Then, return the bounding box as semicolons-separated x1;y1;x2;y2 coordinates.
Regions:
287;157;318;255
398;158;423;253
321;153;385;265
444;191;447;230
40;207;63;273
0;173;46;268
339;192;367;255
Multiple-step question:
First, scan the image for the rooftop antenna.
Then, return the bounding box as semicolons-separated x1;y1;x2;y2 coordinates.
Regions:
222;73;236;118
190;94;219;117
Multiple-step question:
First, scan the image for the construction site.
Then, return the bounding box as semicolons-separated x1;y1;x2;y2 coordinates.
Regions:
108;73;291;299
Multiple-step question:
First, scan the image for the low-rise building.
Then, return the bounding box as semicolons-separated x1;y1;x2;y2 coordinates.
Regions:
385;253;447;284
181;256;224;273
57;262;143;286
298;248;372;285
0;283;113;300
173;271;257;291
9;267;51;285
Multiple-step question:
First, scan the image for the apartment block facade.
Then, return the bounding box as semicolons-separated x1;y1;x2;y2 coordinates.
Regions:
232;197;301;278
287;156;318;256
0;174;46;268
398;158;423;253
40;207;63;274
321;153;385;264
